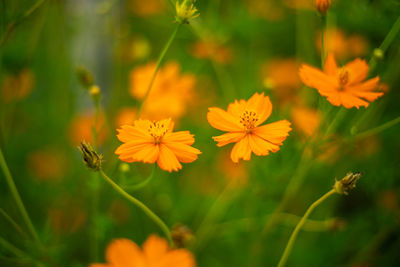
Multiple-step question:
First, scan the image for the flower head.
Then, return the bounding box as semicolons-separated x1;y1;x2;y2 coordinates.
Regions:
90;235;196;267
299;53;383;109
334;172;362;195
78;141;102;171
207;92;291;163
175;0;199;24
115;118;201;172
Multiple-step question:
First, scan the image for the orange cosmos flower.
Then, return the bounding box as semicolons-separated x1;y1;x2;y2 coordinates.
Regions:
115;118;201;172
299;53;383;109
90;235;196;267
207;92;292;163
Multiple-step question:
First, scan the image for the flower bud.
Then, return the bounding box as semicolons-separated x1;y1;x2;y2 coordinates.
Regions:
76;66;94;89
171;223;194;248
89;85;101;104
333;172;362;195
373;48;384;60
78;141;102;171
315;0;331;15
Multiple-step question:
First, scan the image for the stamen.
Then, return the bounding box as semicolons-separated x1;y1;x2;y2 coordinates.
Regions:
148;121;168;144
239;110;259;133
338;68;349;88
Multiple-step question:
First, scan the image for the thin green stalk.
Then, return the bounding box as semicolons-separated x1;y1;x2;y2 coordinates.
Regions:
0;148;41;246
0;0;46;47
0;236;27;259
369;16;400;73
99;170;172;244
137;23;181;116
351;116;400;141
122;164;156;191
0;208;29;239
323;107;346;139
320;15;327;67
277;189;336;267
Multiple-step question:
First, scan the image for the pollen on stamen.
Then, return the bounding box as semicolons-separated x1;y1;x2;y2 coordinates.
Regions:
239;110;259;132
338;68;349;88
148;121;168;144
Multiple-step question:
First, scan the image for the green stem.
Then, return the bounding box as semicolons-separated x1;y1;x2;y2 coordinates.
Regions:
0;0;46;47
99;170;172;245
323;107;346;139
369;16;400;73
277;189;336;267
0;148;41;246
122;164;156;191
320;15;327;67
0;208;29;239
137;23;181;117
0;236;27;259
351;116;400;141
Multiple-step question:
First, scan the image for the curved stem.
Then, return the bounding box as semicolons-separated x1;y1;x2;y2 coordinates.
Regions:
0;148;42;247
351;116;400;141
277;189;336;267
99;170;172;245
369;16;400;73
122;164;156;191
137;23;181;117
320;15;327;67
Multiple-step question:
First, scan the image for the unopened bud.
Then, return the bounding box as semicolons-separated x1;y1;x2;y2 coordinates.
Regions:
119;163;130;173
315;0;331;15
171;223;195;248
333;172;362;195
76;66;94;89
78;141;102;171
373;48;384;60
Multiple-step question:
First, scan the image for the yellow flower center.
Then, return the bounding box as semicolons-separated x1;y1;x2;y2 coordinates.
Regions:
148;121;168;144
239;110;259;133
338;68;349;89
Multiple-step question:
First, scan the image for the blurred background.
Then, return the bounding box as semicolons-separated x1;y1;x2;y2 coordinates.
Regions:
0;0;400;266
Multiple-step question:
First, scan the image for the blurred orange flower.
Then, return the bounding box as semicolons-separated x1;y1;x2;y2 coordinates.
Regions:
129;0;166;17
27;147;67;182
69;112;109;145
129;62;196;120
115;118;201;172
115;107;137;127
90;235;196;267
243;0;285;21
190;40;233;64
261;58;300;106
291;106;321;138
207;92;291;163
1;69;35;102
299;53;383;108
316;29;369;60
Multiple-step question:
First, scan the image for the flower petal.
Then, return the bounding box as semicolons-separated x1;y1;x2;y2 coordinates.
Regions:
165;142;201;163
323;53;338;76
227;99;246;117
130;144;159;163
299;64;338;95
248;134;280;155
344;58;369;85
212;132;246;147
157;144;182;172
163;131;195;145
253;120;291;145
116;125;152;143
230;135;251;163
158;249;196;267
143;235;169;263
246;92;272;125
339;92;370;109
105;239;145;267
207;107;243;132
